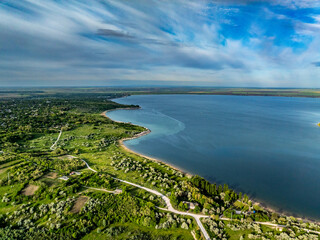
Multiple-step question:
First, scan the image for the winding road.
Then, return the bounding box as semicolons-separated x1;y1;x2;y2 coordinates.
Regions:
81;159;320;238
50;127;212;238
50;129;63;150
114;177;211;240
81;159;211;240
83;186;122;194
51;128;320;239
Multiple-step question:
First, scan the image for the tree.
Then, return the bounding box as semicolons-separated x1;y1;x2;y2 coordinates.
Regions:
178;202;188;211
271;212;279;221
169;193;179;206
102;219;106;227
194;205;201;213
181;222;189;229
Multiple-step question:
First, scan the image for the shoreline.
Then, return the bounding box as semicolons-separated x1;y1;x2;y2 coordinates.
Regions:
101;107;319;223
102;108;192;176
101;107;141;123
119;139;192;177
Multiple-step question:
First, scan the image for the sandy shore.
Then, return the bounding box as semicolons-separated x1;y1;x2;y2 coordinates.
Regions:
102;108;192;176
101;107;140;123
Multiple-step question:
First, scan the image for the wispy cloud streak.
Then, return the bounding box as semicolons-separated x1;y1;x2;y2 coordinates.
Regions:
0;0;320;87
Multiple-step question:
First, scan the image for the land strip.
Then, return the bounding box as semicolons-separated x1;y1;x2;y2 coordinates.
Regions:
81;157;320;238
80;157;211;240
2;94;318;240
50;129;63;150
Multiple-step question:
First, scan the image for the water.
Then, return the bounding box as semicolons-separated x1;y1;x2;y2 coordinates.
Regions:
107;94;320;220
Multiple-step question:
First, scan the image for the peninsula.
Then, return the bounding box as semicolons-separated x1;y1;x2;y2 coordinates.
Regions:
0;90;319;240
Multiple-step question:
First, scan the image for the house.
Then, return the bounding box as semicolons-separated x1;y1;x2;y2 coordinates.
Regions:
114;189;123;194
59;176;69;181
182;201;199;210
235;210;242;215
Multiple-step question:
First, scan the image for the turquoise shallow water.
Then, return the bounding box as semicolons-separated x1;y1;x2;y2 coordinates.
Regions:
107;94;320;220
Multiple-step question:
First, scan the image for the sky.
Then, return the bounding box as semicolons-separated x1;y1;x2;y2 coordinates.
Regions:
1;0;320;87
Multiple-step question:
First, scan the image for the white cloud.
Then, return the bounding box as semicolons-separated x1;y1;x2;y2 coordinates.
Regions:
0;0;320;87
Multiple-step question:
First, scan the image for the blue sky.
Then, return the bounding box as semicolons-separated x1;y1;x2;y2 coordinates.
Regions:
1;0;320;87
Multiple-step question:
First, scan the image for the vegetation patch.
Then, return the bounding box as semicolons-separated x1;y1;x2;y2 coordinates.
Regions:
21;184;39;196
70;195;88;213
0;91;319;240
43;172;58;179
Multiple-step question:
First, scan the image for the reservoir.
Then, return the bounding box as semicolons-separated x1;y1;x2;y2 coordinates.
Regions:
107;94;320;220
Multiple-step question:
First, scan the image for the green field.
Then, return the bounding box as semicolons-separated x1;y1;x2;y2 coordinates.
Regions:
0;91;319;240
1;87;320;99
82;222;194;240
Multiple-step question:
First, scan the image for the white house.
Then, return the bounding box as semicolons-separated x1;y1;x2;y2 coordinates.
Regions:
182;201;199;210
59;176;69;181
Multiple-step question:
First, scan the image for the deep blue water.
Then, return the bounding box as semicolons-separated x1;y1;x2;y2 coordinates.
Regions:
107;95;320;219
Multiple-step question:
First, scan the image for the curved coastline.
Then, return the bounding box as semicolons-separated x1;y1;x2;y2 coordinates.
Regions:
102;109;192;176
102;107;319;223
103;108;281;214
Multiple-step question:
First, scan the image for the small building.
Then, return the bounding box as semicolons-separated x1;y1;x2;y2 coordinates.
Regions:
70;171;81;176
235;210;242;215
277;227;283;232
59;176;69;181
114;189;123;194
182;201;199;210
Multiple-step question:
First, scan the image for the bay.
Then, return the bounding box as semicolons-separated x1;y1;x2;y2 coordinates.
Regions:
107;94;320;220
